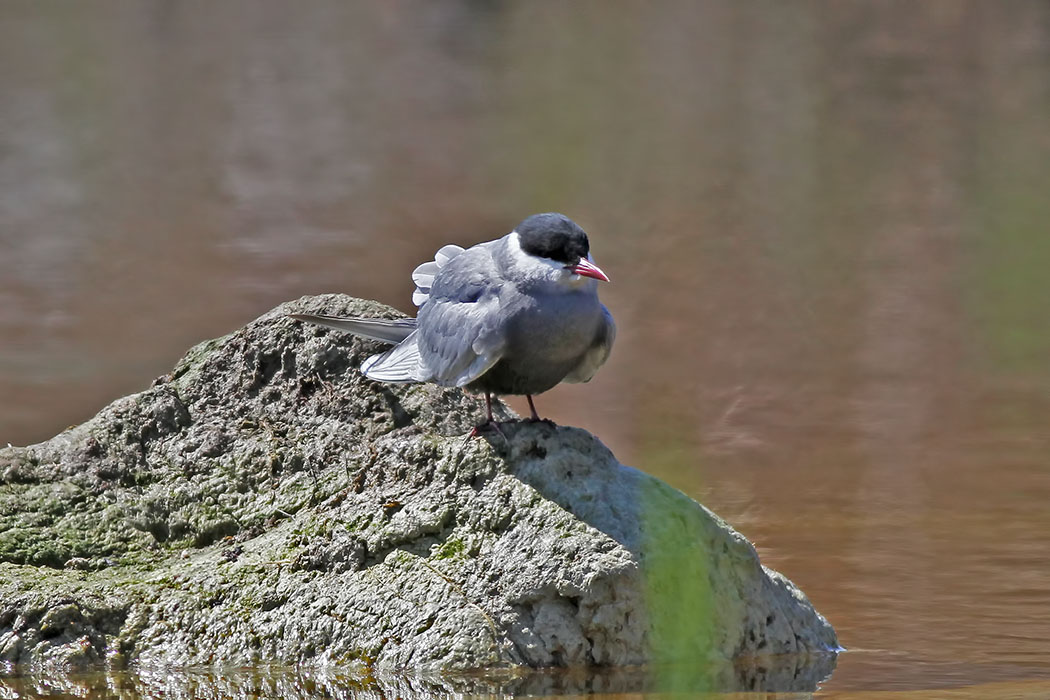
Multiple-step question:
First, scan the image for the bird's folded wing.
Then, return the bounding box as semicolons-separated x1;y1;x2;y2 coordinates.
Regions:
288;314;417;344
415;295;504;388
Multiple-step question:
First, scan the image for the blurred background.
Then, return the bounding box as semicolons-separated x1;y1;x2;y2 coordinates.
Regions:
1;1;1048;695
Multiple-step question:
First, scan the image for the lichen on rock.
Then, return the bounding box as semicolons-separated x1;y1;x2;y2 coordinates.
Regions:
0;294;837;691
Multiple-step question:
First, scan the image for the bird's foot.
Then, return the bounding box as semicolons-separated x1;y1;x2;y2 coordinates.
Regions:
465;420;508;444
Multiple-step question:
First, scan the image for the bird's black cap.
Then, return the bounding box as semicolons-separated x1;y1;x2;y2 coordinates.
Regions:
515;212;589;264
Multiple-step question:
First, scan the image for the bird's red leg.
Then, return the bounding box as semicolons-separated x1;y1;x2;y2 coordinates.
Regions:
525;395;556;426
468;391;507;442
526;394;541;421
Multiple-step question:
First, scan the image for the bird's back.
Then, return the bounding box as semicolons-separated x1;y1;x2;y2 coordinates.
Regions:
416;236;610;395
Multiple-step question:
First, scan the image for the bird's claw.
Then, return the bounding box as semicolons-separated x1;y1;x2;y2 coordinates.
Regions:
465;420;509;445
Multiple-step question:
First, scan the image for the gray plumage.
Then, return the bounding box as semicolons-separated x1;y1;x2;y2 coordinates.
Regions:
290;213;615;420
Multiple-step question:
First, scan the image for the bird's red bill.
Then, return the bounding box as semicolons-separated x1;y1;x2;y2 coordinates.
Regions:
572;259;610;282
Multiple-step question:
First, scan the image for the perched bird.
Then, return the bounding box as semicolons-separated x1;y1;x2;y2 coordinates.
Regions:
290;212;615;431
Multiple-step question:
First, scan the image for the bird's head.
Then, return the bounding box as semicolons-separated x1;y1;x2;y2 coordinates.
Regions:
512;213;610;288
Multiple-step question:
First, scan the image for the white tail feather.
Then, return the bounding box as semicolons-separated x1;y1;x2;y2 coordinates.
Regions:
435;244;463;265
411;244;464;307
411;261;439;288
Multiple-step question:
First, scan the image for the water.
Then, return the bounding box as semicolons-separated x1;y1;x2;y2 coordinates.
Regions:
1;2;1048;696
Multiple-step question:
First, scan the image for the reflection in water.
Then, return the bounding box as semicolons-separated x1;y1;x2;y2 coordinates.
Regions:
6;665;1050;699
1;1;1049;694
0;658;839;699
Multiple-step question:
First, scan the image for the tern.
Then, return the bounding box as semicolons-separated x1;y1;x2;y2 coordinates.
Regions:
290;212;615;432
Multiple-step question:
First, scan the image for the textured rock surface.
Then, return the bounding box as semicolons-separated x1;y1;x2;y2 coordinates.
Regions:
0;295;837;688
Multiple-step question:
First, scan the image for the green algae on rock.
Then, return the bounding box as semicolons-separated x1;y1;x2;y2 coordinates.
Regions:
0;295;837;690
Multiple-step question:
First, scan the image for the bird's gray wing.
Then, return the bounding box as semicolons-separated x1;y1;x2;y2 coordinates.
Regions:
415;247;507;387
360;330;426;382
563;304;616;383
288;314;417;344
289;313;424;382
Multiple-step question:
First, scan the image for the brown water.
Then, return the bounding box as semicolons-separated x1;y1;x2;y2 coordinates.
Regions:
2;2;1048;697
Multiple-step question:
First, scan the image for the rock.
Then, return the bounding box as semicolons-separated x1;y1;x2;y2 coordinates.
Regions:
0;295;837;690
